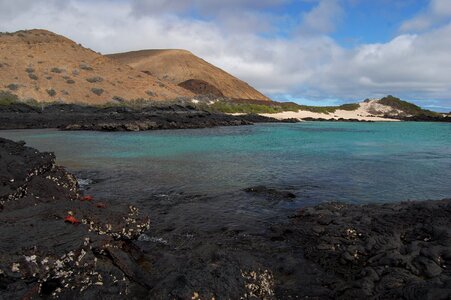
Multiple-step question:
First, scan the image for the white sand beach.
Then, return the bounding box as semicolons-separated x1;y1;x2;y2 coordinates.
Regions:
258;101;402;121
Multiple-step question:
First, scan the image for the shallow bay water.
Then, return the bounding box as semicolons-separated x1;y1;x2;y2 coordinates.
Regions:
2;121;451;253
1;122;450;205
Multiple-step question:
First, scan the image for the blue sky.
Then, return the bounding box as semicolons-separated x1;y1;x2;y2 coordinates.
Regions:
0;0;451;111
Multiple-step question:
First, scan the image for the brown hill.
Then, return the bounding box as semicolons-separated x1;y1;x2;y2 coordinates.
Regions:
107;49;271;101
0;30;193;104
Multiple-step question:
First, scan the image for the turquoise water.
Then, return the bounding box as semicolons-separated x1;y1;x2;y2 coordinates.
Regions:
1;122;450;205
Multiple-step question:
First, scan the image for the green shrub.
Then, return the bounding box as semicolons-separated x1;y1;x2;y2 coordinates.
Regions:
51;67;64;73
338;103;360;111
86;76;103;83
46;89;56;97
0;90;19;105
79;63;93;71
7;83;19;91
378;95;437;116
28;73;38;80
91;88;104;96
208;101;283;114
24;98;39;106
112;96;125;103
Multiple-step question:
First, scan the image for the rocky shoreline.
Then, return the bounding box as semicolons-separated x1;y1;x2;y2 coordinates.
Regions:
0;103;298;131
0;137;153;298
1;138;450;299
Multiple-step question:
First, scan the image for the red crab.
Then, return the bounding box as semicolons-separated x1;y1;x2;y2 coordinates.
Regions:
64;215;80;224
81;195;93;201
96;202;107;209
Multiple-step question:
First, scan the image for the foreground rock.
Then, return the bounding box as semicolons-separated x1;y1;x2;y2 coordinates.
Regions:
0;138;150;298
276;200;451;299
0;103;297;131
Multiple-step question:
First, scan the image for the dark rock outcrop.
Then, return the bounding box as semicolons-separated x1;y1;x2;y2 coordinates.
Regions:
0;103;297;131
178;79;224;97
0;138;150;299
276;200;451;299
244;186;296;200
397;114;451;122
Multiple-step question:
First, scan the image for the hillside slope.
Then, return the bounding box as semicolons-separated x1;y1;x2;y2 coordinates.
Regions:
0;30;193;104
108;49;271;101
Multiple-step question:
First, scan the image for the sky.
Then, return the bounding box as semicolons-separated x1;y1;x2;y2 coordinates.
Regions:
1;0;451;111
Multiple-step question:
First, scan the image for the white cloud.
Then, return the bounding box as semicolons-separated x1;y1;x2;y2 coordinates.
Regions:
0;0;450;109
400;0;451;32
299;0;343;34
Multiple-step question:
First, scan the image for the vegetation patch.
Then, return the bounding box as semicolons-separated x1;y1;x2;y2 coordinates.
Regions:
79;63;93;71
25;67;35;74
86;76;103;83
46;89;56;97
0;91;19;105
7;83;19;91
202;99;360;114
112;96;125;103
66;79;75;84
378;95;438;116
28;73;38;80
91;88;104;96
208;101;284;114
51;67;64;74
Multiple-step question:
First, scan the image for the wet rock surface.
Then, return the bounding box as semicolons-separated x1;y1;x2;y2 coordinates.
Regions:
0;103;297;131
397;114;451;122
276;200;451;299
0;138;150;299
244;186;296;200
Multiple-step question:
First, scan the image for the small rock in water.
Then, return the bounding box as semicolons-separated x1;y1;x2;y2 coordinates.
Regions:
77;178;93;189
244;185;296;200
137;234;168;244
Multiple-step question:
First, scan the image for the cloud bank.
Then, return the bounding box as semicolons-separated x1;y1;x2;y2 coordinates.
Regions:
0;0;450;110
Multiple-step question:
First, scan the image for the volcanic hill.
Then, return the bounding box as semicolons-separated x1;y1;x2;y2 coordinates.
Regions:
0;30;193;104
108;49;271;101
